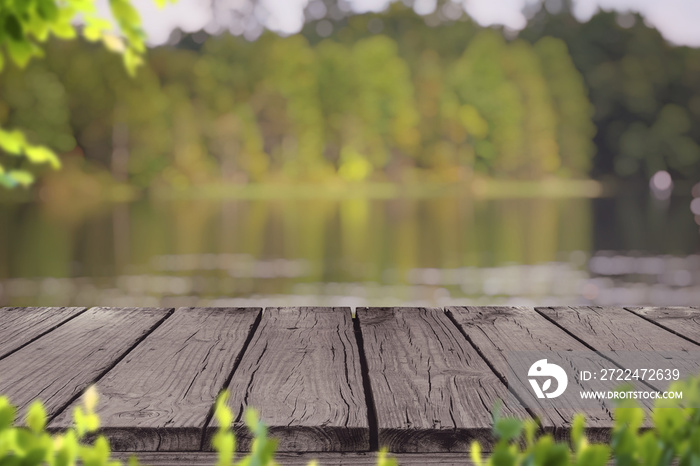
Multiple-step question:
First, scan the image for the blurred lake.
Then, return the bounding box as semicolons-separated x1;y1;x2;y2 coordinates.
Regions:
1;192;698;308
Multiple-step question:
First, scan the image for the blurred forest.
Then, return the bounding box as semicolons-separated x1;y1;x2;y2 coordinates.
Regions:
2;0;700;192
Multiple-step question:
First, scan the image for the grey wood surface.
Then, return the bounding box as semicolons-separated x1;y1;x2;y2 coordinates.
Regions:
113;451;476;465
357;307;530;453
537;306;700;391
0;305;694;458
208;307;369;453
50;307;261;451
626;307;700;346
447;306;623;439
0;307;86;359
0;307;171;420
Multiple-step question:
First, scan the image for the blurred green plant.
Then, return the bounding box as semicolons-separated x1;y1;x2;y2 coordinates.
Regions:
0;385;120;464
475;374;700;466
0;0;172;188
0;385;398;466
520;2;700;179
1;374;700;465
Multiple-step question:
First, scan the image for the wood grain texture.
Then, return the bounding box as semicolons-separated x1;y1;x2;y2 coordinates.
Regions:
113;452;478;465
537;306;700;391
207;307;368;453
50;308;261;451
0;307;87;359
357;307;530;453
0;307;171;420
447;306;620;439
626;307;700;346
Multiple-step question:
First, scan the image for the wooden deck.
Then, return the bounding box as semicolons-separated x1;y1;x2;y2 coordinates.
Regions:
1;306;699;465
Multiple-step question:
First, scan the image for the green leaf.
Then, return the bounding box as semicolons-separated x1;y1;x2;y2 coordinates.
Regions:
25;145;61;169
24;16;51;42
23;444;50;465
94;436;111;461
84;413;100;432
5;15;23;41
0;129;26;154
55;430;79;466
214;391;233;429
7;39;39;68
83;17;113;42
83;25;102;42
109;0;142;26
212;431;234;466
86;17;114;31
489;443;518;466
636;431;662;466
575;444;610;466
0;397;16;430
0;174;16;189
8;170;34;187
50;19;77;40
37;0;60;21
470;440;483;466
101;34;126;53
376;448;398;466
536;440;571;466
244;408;262;435
72;406;87;438
26;402;47;433
123;48;143;77
571;413;585;451
652;407;686;442
83;386;99;413
615;405;645;430
523;418;538;447
494;417;523;442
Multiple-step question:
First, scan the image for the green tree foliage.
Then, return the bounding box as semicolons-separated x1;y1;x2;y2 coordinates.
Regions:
447;30;577;179
534;37;596;176
448;30;524;176
4;1;700;189
261;35;327;179
0;0;169;188
18;2;693;189
97;13;591;187
506;39;559;177
618;104;700;177
520;1;700;179
319;35;419;181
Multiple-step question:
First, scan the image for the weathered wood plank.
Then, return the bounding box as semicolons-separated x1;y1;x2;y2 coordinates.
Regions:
626;307;700;346
536;306;700;391
0;307;87;359
446;306;620;440
0;307;171;420
357;307;530;453
207;307;368;452
113;451;476;465
50;307;261;451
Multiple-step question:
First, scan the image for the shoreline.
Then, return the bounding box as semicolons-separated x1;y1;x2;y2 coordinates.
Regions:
2;176;691;203
147;177;611;201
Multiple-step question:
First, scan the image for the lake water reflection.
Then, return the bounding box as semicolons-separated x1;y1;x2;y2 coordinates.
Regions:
0;193;698;308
